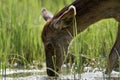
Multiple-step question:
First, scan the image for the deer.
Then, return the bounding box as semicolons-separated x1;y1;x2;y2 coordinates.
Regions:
41;0;120;76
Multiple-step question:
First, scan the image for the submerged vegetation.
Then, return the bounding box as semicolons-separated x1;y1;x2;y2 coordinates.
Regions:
0;0;118;78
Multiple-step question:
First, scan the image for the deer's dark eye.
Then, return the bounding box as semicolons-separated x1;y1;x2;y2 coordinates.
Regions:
46;43;54;50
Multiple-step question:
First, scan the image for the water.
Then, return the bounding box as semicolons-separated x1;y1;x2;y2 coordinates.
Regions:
0;67;120;80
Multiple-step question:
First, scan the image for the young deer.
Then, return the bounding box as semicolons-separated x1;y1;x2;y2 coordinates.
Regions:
42;0;120;76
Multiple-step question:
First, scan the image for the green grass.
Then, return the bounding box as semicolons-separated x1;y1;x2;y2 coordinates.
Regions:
0;0;46;68
69;18;118;75
0;0;119;78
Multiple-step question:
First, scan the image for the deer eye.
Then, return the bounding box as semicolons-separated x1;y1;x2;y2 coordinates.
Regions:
45;43;54;50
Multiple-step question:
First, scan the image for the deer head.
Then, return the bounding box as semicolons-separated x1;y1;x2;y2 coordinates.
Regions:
42;5;76;76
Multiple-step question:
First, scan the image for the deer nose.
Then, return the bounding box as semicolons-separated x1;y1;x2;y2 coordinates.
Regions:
47;68;59;77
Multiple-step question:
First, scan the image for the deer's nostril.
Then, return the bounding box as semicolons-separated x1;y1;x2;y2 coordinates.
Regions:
47;68;60;77
47;69;55;76
56;68;59;72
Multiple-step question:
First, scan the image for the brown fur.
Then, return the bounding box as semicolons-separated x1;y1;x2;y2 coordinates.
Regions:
42;0;120;76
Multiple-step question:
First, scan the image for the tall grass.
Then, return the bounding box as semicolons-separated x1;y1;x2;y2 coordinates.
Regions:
0;0;44;68
69;19;118;75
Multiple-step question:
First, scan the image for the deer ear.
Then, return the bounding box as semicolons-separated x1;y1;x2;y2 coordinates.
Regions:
42;7;53;21
52;5;76;29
